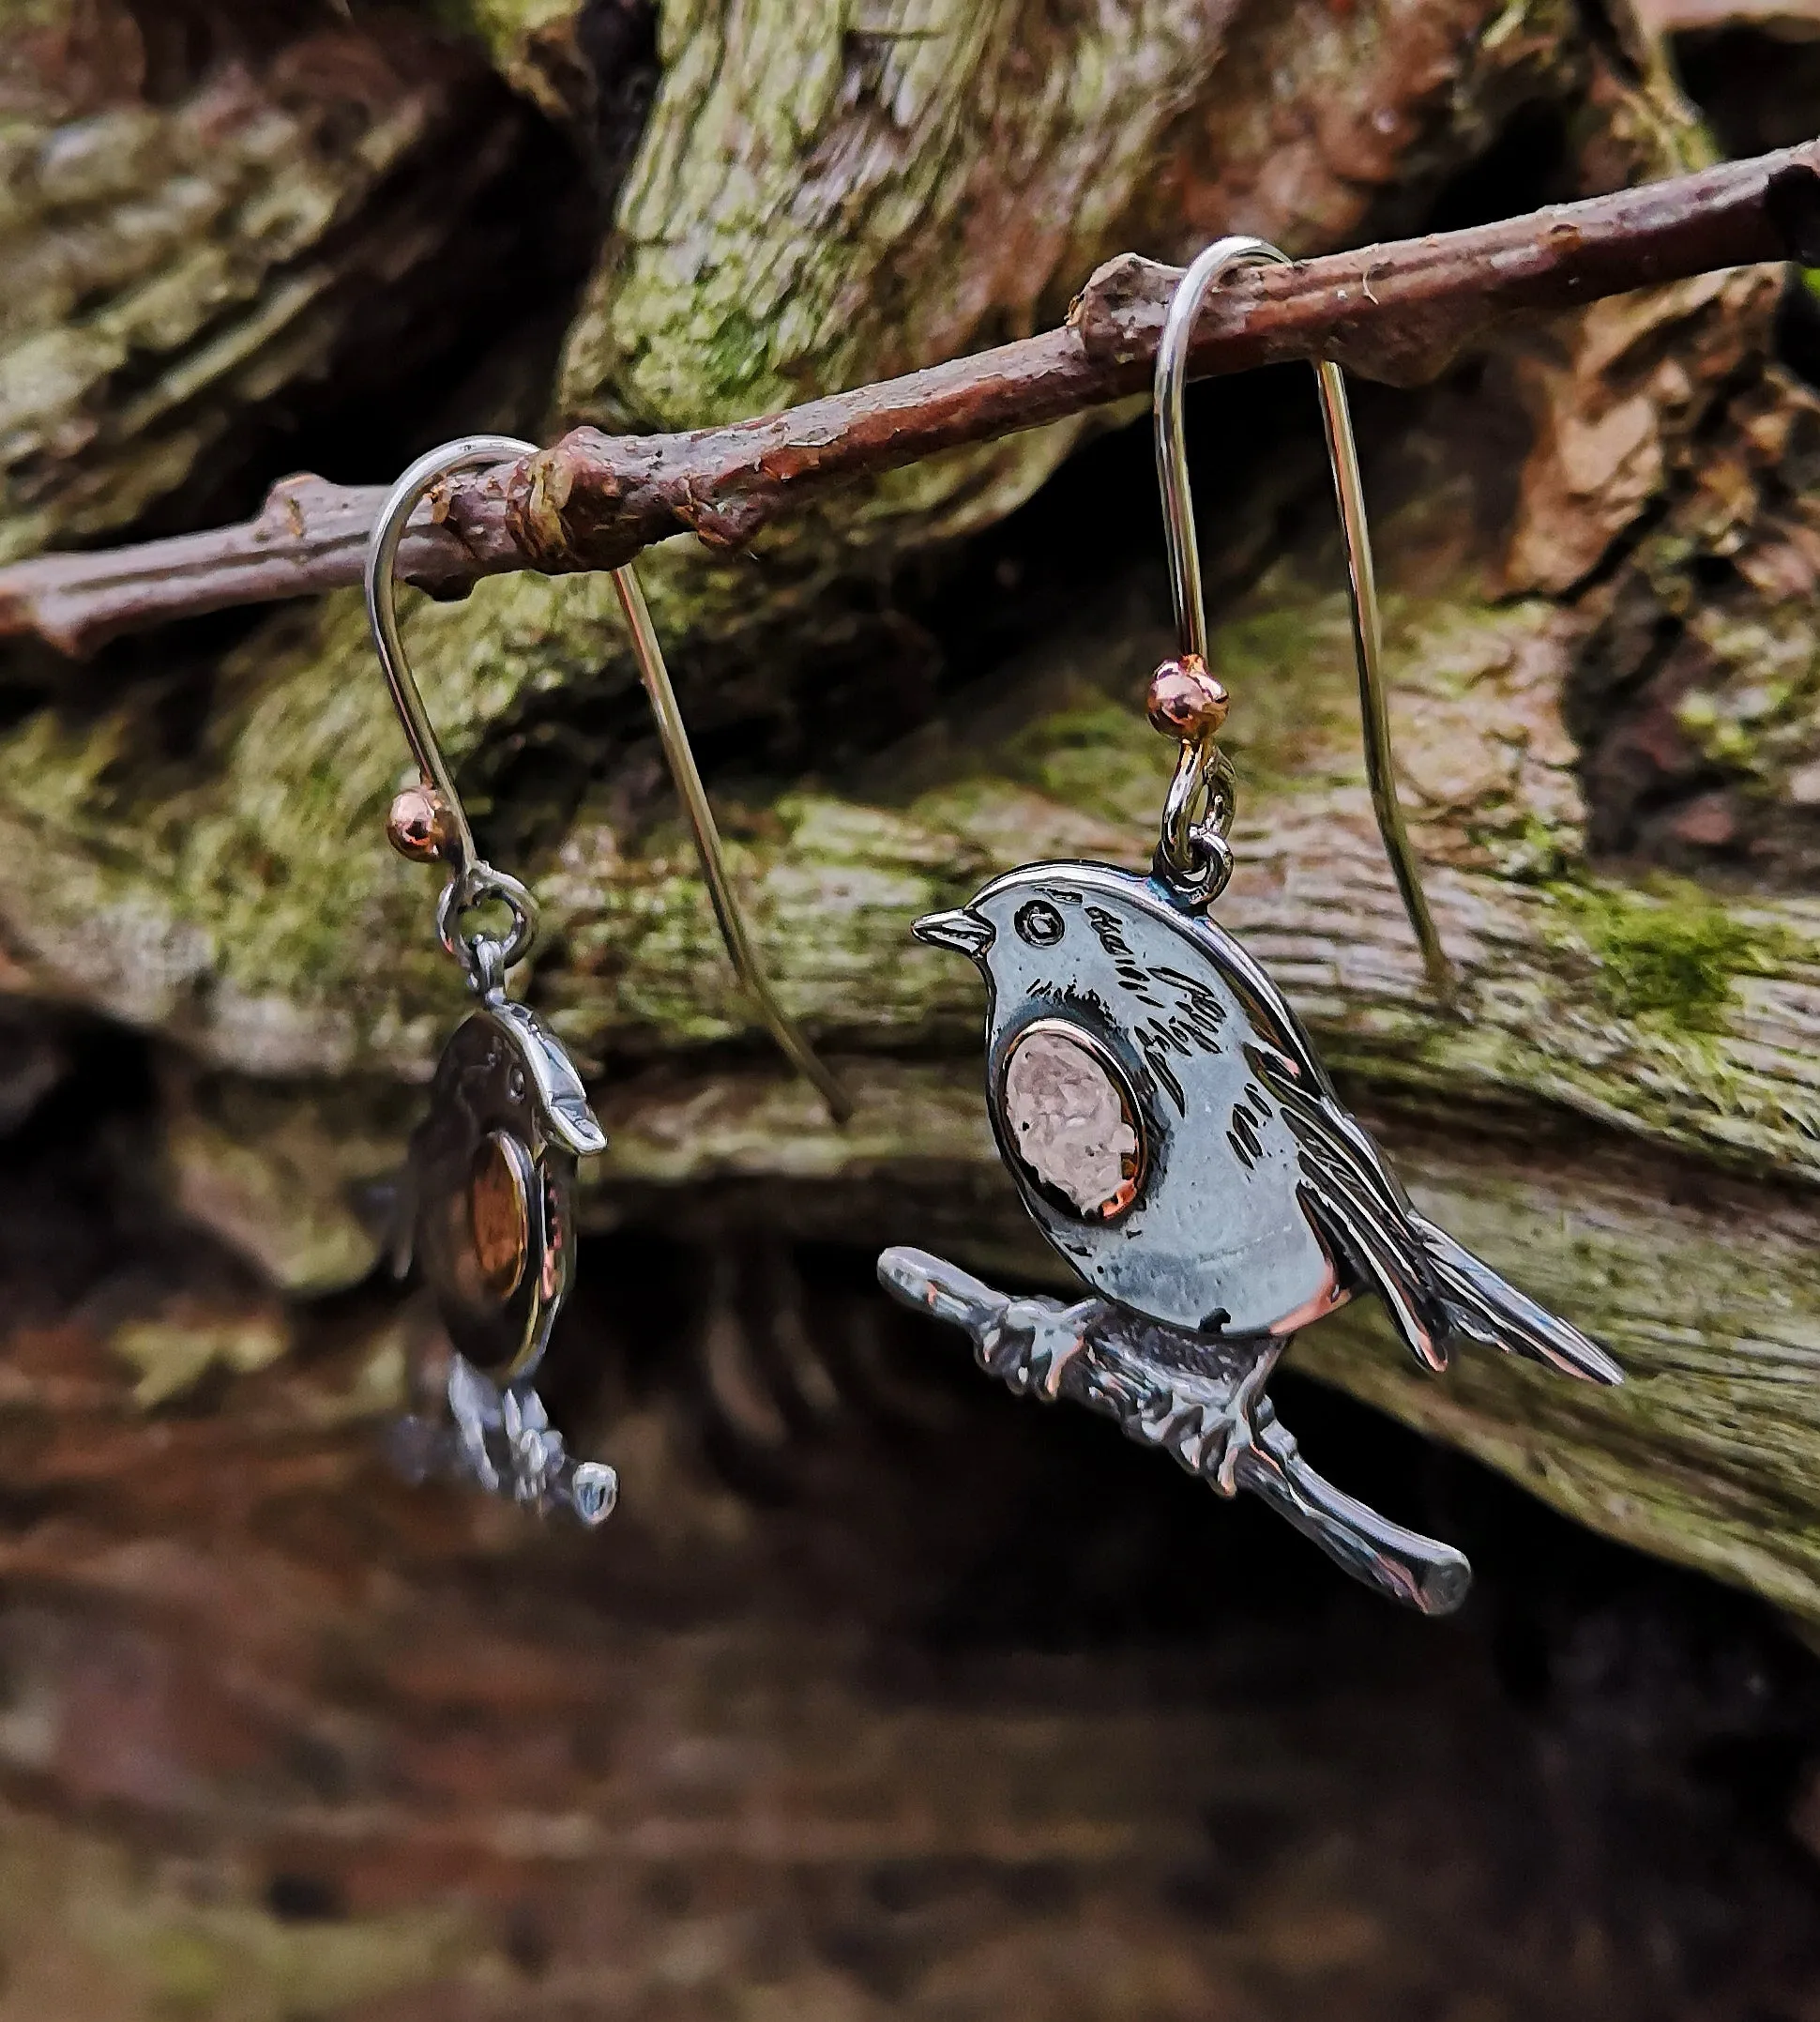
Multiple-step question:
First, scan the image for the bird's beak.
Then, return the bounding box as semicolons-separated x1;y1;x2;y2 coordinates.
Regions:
913;907;993;959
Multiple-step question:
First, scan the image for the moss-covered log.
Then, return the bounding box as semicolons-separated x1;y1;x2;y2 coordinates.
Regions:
0;2;584;563
2;0;1820;1680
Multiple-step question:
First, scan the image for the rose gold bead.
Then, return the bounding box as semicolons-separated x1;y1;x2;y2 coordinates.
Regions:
386;784;452;863
1145;655;1231;740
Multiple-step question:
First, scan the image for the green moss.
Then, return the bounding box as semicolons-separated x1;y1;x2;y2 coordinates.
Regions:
1206;593;1360;789
703;306;772;402
1495;811;1575;884
427;0;577;55
1553;877;1792;1032
1001;701;1170;828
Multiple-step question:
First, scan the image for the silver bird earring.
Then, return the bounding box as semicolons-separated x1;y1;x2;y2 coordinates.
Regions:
366;435;850;1525
879;240;1620;1616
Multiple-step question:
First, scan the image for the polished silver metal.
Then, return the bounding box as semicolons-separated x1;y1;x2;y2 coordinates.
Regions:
892;859;1621;1602
367;436;855;1518
914;863;1620;1380
366;436;542;983
878;1247;1471;1615
368;438;612;1508
1154;236;1452;999
1156;736;1236;905
403;1001;604;1385
610;569;853;1124
366;438;523;886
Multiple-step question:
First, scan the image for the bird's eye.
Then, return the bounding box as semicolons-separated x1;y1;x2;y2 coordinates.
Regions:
1015;902;1064;947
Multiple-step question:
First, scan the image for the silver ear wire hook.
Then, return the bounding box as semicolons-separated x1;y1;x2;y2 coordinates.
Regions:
367;435;543;988
1155;238;1454;1002
365;436;854;1123
607;566;854;1125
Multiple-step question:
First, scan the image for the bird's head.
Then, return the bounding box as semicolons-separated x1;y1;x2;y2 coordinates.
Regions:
914;868;1099;980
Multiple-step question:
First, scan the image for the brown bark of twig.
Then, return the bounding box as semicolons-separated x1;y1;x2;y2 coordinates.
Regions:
5;141;1819;659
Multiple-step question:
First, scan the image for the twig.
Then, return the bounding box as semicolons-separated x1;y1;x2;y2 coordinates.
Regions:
6;142;1819;658
0;479;483;660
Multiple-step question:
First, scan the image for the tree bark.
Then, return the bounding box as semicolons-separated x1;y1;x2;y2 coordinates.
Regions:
0;0;1815;1861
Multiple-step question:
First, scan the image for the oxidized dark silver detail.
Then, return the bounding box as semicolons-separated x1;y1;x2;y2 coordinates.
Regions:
1014;900;1065;947
390;1352;618;1527
367;439;625;1525
929;860;1622;1380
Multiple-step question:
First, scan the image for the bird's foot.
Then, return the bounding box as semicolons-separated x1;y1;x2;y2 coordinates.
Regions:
389;1354;618;1527
1212;1345;1277;1495
1101;1330;1279;1496
878;1246;1472;1616
985;1296;1098;1401
874;1248;1092;1403
1129;1394;1253;1497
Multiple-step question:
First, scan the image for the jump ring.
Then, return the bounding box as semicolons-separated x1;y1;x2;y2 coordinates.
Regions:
1159;739;1236;883
435;862;538;987
1154;828;1235;909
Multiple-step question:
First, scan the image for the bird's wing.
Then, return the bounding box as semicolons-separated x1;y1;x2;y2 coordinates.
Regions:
1244;1038;1449;1373
1198;915;1620;1383
1195;917;1344;1103
1245;1038;1623;1387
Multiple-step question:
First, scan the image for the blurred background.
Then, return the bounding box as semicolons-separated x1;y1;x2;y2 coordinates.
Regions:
2;1;1820;2015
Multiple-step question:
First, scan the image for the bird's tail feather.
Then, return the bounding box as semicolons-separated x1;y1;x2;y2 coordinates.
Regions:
1412;1216;1622;1386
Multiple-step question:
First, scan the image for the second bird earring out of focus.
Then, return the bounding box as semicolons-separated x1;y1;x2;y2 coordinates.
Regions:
365;435;850;1527
879;238;1620;1616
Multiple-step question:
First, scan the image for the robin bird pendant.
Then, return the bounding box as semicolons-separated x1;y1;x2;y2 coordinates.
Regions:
880;859;1620;1614
388;1000;618;1526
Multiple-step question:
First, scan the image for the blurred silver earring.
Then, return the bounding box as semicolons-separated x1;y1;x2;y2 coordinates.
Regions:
366;436;849;1526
